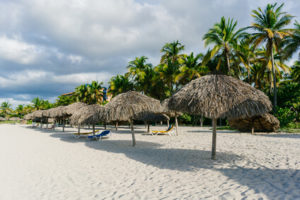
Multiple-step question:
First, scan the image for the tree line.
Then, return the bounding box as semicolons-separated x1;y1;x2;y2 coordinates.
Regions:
1;3;299;127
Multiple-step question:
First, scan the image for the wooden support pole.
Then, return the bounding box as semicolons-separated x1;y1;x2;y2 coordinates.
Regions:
200;115;204;127
175;115;179;136
167;120;169;128
130;120;136;147
147;123;150;133
211;118;217;160
115;122;118;131
93;124;95;136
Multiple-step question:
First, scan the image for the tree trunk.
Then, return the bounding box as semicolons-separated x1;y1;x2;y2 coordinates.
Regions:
270;44;277;112
211;118;217;160
225;51;231;74
130;120;136;147
175;115;178;136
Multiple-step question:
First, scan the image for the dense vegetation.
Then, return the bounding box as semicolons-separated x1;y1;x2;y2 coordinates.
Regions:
1;3;299;129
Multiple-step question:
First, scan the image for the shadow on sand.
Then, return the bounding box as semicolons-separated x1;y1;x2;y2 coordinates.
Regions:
27;125;300;199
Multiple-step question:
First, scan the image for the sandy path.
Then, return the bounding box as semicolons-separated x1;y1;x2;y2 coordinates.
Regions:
0;124;299;200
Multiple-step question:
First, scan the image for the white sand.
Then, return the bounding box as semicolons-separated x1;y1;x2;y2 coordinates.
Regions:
0;124;299;200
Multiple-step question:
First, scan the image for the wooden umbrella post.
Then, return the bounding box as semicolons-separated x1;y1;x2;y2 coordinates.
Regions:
78;125;80;135
211;118;217;160
104;123;107;130
167;119;169;128
200;115;204;127
93;124;95;136
62;118;65;132
175;115;179;136
115;121;118;131
130;120;136;147
147;123;150;133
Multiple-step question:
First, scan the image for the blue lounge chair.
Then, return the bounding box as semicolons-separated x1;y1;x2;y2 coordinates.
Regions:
88;130;111;140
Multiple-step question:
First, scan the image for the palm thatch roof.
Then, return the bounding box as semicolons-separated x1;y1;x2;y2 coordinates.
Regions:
9;117;21;121
168;75;272;119
70;104;105;125
24;113;33;120
31;110;45;118
161;98;182;117
134;111;169;122
103;91;162;122
47;106;66;118
63;102;88;116
228;113;280;132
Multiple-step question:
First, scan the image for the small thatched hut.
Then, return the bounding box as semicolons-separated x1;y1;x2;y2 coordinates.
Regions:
168;74;272;159
228;113;280;133
103;91;162;146
70;104;105;135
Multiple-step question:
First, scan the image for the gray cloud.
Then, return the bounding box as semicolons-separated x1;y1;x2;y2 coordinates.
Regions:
0;0;299;107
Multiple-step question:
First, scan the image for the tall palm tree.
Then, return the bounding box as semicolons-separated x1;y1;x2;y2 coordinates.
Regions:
87;81;103;104
32;97;42;110
250;3;294;110
109;75;134;97
282;21;300;59
15;105;25;117
175;52;209;85
203;16;248;74
127;56;154;94
158;41;185;94
291;60;300;82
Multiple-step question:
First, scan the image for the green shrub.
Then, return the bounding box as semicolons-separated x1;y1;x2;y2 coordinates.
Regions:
274;107;296;127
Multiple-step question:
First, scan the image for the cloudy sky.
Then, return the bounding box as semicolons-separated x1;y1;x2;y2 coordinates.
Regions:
0;0;299;107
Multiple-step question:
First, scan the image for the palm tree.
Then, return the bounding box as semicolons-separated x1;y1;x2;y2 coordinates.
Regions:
15;105;25;117
158;41;185;94
291;60;300;82
203;16;248;74
283;21;300;59
0;102;12;117
109;75;134;97
87;81;103;104
127;56;154;94
249;3;294;110
175;52;209;85
32;97;43;110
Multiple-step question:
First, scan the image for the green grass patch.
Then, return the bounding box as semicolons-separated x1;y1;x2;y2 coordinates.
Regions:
216;126;236;130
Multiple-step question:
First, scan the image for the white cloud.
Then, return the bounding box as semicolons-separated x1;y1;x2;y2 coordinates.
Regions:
0;98;31;109
0;36;41;64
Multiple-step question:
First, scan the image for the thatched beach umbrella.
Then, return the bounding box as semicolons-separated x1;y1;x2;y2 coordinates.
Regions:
32;110;46;128
168;74;272;159
63;102;88;132
46;106;66;130
9;117;21;121
161;98;183;135
134;111;169;133
103;91;162;146
70;104;105;135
